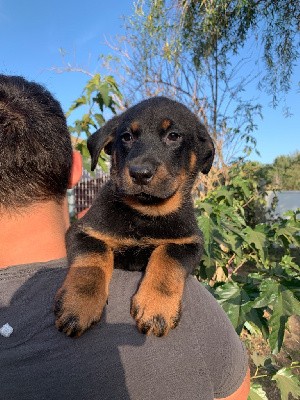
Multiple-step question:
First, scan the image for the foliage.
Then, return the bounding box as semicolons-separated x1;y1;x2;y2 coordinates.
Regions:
177;0;300;106
264;152;300;191
67;73;122;172
272;366;300;400
248;382;268;400
241;153;300;191
195;168;300;398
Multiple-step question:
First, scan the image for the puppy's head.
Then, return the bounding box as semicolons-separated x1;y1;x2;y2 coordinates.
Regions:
88;97;214;206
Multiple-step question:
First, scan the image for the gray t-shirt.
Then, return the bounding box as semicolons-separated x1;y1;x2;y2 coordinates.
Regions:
0;259;248;400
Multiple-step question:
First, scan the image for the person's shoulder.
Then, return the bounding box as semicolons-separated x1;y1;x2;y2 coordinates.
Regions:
183;276;249;399
184;275;214;298
184;276;228;321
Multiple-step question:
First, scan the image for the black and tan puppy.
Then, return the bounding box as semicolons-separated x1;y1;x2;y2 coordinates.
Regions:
54;97;214;337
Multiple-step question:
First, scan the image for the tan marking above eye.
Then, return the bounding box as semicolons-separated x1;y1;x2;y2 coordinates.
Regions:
161;118;171;130
130;121;140;132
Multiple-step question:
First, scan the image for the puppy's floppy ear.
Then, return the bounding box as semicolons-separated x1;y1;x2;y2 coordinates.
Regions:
196;124;215;174
87;115;120;171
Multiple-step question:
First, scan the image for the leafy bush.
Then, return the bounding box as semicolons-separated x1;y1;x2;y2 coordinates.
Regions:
67;73;121;172
195;168;300;399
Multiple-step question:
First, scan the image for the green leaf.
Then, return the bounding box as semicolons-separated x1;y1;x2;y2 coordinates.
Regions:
75;141;90;159
244;227;267;261
223;231;244;259
283;278;300;301
254;279;300;353
222;221;246;240
98;83;110;107
98;153;109;173
275;226;300;246
94;113;105;127
198;258;216;279
269;287;300;354
248;383;268;400
94;92;104;112
197;213;215;254
214;188;233;204
195;202;213;216
86;73;101;98
232;176;251;198
222;207;247;228
82;157;92;173
215;282;254;334
254;280;279;308
272;367;300;400
67;95;87;115
269;312;288;355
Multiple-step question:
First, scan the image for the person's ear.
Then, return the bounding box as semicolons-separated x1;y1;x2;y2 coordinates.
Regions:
68;150;82;189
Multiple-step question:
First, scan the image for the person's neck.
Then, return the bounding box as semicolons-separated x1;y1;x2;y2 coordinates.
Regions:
0;199;70;269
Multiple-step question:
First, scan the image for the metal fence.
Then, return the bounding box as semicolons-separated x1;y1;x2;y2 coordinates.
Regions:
68;167;109;218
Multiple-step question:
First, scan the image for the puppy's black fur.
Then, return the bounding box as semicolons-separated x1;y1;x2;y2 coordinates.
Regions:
54;97;214;337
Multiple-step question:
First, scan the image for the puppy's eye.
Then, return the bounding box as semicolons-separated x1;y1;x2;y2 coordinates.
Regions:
121;132;133;143
166;132;181;142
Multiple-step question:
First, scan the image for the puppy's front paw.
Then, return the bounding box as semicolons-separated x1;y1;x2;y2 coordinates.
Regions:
54;267;108;337
130;287;182;337
54;288;106;337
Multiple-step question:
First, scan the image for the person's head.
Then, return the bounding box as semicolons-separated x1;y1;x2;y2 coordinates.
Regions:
0;74;81;212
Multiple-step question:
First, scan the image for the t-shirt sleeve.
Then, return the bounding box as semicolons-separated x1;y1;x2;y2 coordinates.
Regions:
184;277;249;399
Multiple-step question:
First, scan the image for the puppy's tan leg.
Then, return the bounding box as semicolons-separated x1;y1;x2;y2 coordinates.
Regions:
54;249;113;337
130;245;186;337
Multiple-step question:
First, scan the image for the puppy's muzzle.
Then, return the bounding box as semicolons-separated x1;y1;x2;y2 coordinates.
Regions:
129;164;155;186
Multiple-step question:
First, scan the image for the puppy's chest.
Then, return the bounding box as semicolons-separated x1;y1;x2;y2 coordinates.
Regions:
114;212;193;240
110;218;195;272
114;245;154;272
108;217;184;272
112;220;163;272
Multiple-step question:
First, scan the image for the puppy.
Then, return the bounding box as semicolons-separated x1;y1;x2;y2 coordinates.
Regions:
54;96;214;337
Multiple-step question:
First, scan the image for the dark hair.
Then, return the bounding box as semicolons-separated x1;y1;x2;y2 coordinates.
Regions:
0;74;73;209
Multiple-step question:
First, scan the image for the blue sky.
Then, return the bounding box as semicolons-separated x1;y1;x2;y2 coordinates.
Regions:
0;0;299;165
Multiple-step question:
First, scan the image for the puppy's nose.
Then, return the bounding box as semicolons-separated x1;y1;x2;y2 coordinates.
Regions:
129;165;154;185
